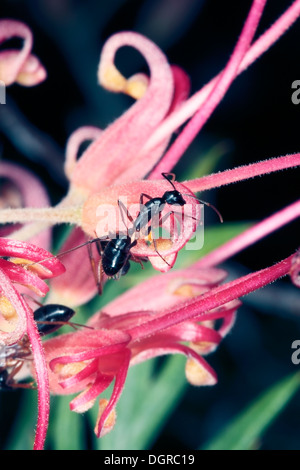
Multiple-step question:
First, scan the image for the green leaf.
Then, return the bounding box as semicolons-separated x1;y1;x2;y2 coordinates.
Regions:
202;372;300;450
4;390;37;450
176;221;252;268
48;395;86;450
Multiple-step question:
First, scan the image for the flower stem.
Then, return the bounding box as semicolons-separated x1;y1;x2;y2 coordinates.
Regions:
0;206;82;225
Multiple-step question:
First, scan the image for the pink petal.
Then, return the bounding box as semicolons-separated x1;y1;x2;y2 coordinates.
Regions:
0;258;49;296
185;154;300;193
118;65;191;183
64;126;103;181
70;32;174;193
101;266;226;316
70;373;113;413
196;199;300;269
0;238;65;278
130;341;218;386
0;267;27;345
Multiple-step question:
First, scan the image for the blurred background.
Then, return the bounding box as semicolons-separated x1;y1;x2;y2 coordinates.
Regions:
0;0;300;450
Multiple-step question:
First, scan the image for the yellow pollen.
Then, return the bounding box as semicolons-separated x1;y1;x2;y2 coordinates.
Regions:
185;358;215;386
95;399;116;437
125;79;147;99
100;64;127;92
0;296;17;321
173;284;197;297
54;361;87;379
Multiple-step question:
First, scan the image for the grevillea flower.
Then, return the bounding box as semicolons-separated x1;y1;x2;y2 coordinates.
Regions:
1;0;300;450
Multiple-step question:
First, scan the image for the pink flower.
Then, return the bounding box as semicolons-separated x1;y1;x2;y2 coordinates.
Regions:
43;265;239;437
1;0;300;450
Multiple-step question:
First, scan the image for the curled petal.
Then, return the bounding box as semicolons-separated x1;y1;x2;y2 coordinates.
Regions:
119;65;191;183
70;32;174;193
0;258;50;296
21;296;50;451
0;19;46;86
130;341;217;386
44;329;131;394
70;373;113;413
0;238;65;278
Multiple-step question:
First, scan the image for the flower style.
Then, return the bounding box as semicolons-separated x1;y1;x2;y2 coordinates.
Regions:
0;0;300;450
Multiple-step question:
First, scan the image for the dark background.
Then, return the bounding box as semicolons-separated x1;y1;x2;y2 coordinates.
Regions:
0;0;300;450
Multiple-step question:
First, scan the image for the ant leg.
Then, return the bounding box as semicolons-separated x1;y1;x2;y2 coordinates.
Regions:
35;319;94;331
87;242;103;296
152;238;171;267
118;199;135;224
21;294;43;308
129;254;145;270
6;361;36;390
139;193;152;206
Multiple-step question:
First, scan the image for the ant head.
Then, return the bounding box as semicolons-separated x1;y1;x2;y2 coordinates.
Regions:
164;190;186;206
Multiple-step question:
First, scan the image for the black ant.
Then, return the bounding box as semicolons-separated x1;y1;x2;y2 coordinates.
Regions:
25;173;222;294
89;173;222;285
133;172;222;234
0;302;83;391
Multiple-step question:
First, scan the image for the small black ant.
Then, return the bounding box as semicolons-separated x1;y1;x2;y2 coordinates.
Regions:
0;302;82;391
133;172;222;234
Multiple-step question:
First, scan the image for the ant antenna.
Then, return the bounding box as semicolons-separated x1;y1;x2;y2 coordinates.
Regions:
161;172;223;223
162;172;177;191
181;193;223;223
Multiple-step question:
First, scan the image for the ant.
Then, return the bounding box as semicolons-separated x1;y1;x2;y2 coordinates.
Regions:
133;172;222;234
0;302;82;391
25;173;222;294
89;173;222;286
